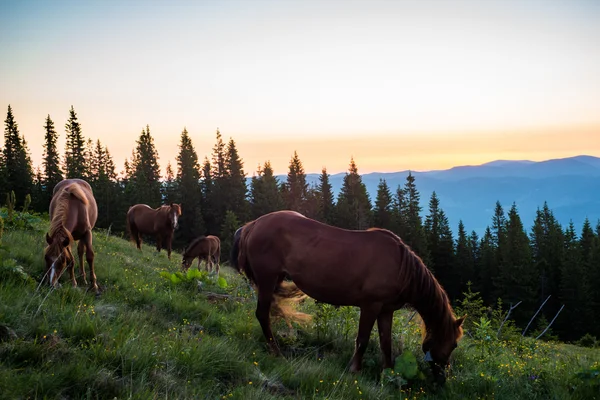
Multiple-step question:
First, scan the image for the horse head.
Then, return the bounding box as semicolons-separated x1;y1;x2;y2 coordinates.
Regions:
44;228;74;287
168;203;182;230
421;315;466;385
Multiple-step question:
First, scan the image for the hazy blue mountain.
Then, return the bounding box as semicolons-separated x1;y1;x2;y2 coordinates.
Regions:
263;155;600;236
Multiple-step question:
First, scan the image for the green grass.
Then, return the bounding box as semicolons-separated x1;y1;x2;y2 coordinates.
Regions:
0;215;599;399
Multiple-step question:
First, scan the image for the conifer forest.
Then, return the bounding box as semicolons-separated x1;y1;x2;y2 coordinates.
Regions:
2;104;599;344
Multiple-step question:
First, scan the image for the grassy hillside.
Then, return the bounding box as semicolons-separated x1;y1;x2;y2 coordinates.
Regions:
0;212;598;399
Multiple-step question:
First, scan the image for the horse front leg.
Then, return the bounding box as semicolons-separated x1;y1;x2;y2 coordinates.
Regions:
349;303;382;373
77;240;88;285
377;309;395;370
166;232;173;260
156;234;163;253
84;231;99;293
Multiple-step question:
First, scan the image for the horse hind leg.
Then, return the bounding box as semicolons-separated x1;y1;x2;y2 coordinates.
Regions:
77;240;87;285
377;310;395;370
257;289;281;355
349;303;382;373
84;232;99;294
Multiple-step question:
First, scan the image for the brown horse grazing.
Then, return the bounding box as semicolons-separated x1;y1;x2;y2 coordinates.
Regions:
231;210;465;384
44;179;99;293
181;235;221;274
126;203;182;259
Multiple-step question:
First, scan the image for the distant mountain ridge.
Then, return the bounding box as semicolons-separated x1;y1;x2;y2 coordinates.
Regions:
265;155;600;236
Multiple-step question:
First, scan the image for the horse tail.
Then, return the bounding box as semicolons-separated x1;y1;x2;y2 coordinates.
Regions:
66;183;89;205
272;281;312;327
126;207;137;244
230;226;246;276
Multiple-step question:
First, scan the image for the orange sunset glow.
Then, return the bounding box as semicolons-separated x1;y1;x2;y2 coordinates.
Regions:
1;0;599;175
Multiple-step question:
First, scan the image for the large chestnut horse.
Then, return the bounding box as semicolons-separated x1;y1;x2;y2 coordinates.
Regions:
231;210;465;384
181;235;221;274
44;178;99;293
126;203;181;259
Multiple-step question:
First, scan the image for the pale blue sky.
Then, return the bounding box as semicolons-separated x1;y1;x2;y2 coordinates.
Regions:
1;0;599;174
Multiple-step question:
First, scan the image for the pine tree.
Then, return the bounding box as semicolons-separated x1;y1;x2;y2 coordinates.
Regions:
220;210;241;262
282;151;308;213
497;203;535;324
224;137;249;223
529;203;564;320
41;114;63;208
334;157;372;230
393;185;408;239
161;162;177;204
424;192;456;297
209;129;228;233
316;167;335;224
558;222;588;339
478;227;496;304
589;224;600;336
490;201;507;300
1;105;33;203
91;140;119;229
455;220;475;295
401;172;428;263
174;128;204;246
200;157;218;234
125;125;162;207
63;105;87;178
373;179;394;231
250;161;284;219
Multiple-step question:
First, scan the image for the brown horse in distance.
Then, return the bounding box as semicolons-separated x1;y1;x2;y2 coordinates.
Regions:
44;178;99;293
181;235;221;274
126;203;182;260
231;210;465;384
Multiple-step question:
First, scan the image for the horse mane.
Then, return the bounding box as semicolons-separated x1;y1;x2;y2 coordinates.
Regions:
49;183;88;237
183;235;207;256
369;227;460;342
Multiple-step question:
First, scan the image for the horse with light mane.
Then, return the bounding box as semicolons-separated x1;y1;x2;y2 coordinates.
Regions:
44;178;99;293
231;210;465;384
126;203;181;260
181;235;221;274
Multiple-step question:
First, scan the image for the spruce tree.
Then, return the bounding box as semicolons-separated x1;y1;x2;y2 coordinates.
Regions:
558;222;588;339
529;203;564;319
63;105;87;178
161;162;177;204
282;151;308;213
91;141;119;230
401;172;428;263
478;227;496;304
455;220;475;294
1;105;33;203
316;167;335;224
393;185;408;239
175;128;204;245
125;125;162;207
250;161;284;219
209;129;228;232
373;179;394;231
424;192;456;297
497;203;535;324
334;157;372;230
224;137;249;223
41;114;63;207
200;157;218;234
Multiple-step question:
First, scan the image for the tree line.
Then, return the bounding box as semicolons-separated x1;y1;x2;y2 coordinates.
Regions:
1;104;599;342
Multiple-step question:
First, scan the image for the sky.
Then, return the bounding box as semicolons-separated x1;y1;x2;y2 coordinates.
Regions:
0;0;599;176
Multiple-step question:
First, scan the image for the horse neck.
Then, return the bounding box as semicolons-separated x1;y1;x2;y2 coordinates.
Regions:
404;254;454;336
51;196;78;236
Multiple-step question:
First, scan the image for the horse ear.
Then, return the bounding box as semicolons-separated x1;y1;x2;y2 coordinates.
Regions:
456;315;467;327
46;233;52;245
62;236;70;247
